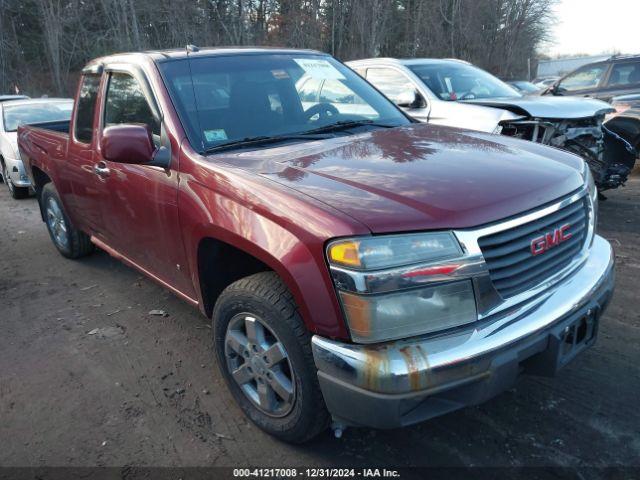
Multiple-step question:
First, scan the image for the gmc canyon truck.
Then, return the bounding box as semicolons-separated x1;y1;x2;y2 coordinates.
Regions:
18;47;615;443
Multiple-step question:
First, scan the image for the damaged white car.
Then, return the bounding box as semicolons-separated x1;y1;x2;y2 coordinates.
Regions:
347;58;637;192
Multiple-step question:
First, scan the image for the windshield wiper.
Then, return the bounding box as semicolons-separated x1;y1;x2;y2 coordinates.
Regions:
204;133;331;154
300;120;397;136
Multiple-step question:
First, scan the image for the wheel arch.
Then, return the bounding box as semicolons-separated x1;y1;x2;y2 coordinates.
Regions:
606;113;640;151
31;165;52;221
192;226;349;340
197;236;273;319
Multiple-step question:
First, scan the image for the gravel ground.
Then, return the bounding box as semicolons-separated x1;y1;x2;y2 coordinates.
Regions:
0;176;638;471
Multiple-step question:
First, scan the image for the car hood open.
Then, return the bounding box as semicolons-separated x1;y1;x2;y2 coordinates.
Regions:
462;95;614;119
219;124;585;233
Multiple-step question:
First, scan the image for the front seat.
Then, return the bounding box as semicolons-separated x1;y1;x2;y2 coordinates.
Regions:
609;68;620;85
627;65;640;85
228;80;280;138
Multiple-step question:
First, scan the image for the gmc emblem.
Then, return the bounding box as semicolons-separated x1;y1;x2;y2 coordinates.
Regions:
530;224;572;256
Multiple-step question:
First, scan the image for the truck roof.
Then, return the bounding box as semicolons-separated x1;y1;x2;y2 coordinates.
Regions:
82;46;327;72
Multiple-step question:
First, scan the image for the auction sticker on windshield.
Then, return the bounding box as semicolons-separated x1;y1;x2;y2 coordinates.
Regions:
204;129;228;142
294;58;345;80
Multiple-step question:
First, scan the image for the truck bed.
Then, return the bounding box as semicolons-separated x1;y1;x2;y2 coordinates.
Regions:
17;121;70;184
24;119;70;134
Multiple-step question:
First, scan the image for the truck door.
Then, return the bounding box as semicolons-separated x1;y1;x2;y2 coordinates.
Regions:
93;67;194;298
63;73;105;234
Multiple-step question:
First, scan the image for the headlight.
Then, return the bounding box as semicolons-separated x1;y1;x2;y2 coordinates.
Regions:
328;232;462;270
338;281;477;343
327;233;477;343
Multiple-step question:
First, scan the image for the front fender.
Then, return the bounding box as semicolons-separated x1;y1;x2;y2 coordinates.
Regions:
178;150;368;340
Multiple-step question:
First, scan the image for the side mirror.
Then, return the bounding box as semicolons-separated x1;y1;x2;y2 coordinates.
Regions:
395;90;423;108
101;124;156;165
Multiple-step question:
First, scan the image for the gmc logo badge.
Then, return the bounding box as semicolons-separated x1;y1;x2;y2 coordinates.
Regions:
530;224;572;256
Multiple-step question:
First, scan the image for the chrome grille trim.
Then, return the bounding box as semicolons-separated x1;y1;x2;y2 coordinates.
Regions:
478;196;589;298
454;185;595;319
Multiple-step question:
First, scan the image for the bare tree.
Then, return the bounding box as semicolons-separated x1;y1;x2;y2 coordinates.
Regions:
0;0;556;95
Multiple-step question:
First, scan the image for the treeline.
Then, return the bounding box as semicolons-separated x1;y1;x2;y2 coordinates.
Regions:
0;0;554;97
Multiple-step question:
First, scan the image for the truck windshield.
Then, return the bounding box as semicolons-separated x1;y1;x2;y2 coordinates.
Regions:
158;53;410;152
2;100;73;132
409;63;521;101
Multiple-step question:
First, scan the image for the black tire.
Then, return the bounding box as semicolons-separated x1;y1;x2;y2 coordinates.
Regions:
213;272;330;443
2;161;29;199
41;183;94;259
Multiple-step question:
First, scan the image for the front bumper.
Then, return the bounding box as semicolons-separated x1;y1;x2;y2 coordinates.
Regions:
312;235;615;428
3;157;31;187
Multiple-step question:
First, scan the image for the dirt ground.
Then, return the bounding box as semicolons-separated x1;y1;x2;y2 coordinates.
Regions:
0;176;639;471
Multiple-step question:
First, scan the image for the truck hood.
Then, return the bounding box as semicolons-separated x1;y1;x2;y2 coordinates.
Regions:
221;124;585;233
462;95;614;119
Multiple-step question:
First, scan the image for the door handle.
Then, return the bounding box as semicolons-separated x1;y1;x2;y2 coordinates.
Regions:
94;161;110;178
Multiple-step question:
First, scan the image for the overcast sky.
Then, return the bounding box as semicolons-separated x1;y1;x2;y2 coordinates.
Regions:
547;0;640;57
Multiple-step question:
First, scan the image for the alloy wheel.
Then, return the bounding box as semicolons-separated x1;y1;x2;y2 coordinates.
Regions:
46;197;69;250
224;313;296;417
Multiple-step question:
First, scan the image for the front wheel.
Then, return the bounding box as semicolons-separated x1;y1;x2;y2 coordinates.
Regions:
41;183;94;259
213;272;330;443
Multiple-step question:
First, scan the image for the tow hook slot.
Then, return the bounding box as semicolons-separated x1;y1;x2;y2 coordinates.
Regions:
559;308;598;361
523;307;600;377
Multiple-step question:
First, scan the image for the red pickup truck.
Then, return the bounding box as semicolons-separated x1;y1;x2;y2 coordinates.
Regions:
18;48;614;443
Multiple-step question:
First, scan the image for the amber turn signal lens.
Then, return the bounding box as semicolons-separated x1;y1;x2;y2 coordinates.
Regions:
338;291;371;339
329;241;362;267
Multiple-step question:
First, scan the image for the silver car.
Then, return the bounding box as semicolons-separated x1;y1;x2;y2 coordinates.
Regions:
0;98;73;198
347;58;637;191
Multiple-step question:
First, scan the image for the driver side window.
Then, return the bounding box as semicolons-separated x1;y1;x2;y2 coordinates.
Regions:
366;67;416;104
104;72;160;138
559;65;606;92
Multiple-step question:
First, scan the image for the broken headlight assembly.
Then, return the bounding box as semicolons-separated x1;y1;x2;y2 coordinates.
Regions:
327;233;477;343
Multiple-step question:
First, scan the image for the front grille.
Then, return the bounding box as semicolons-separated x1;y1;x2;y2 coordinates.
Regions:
478;196;589;299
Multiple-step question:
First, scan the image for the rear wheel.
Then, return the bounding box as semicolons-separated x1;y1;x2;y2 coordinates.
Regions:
41;183;94;258
213;272;330;443
2;161;29;199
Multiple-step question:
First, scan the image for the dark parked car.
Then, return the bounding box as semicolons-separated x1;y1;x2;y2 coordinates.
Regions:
544;54;640;102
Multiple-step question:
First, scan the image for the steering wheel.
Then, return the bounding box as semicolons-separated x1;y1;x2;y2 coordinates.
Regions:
304;103;340;122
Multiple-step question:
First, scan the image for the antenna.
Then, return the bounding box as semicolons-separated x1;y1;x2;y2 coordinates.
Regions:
186;44;200;54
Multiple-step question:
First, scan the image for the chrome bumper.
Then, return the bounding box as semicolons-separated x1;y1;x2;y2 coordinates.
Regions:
312;235;614;427
4;157;31;187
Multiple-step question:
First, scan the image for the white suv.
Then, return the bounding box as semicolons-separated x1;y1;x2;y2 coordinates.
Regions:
347;58;636;191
